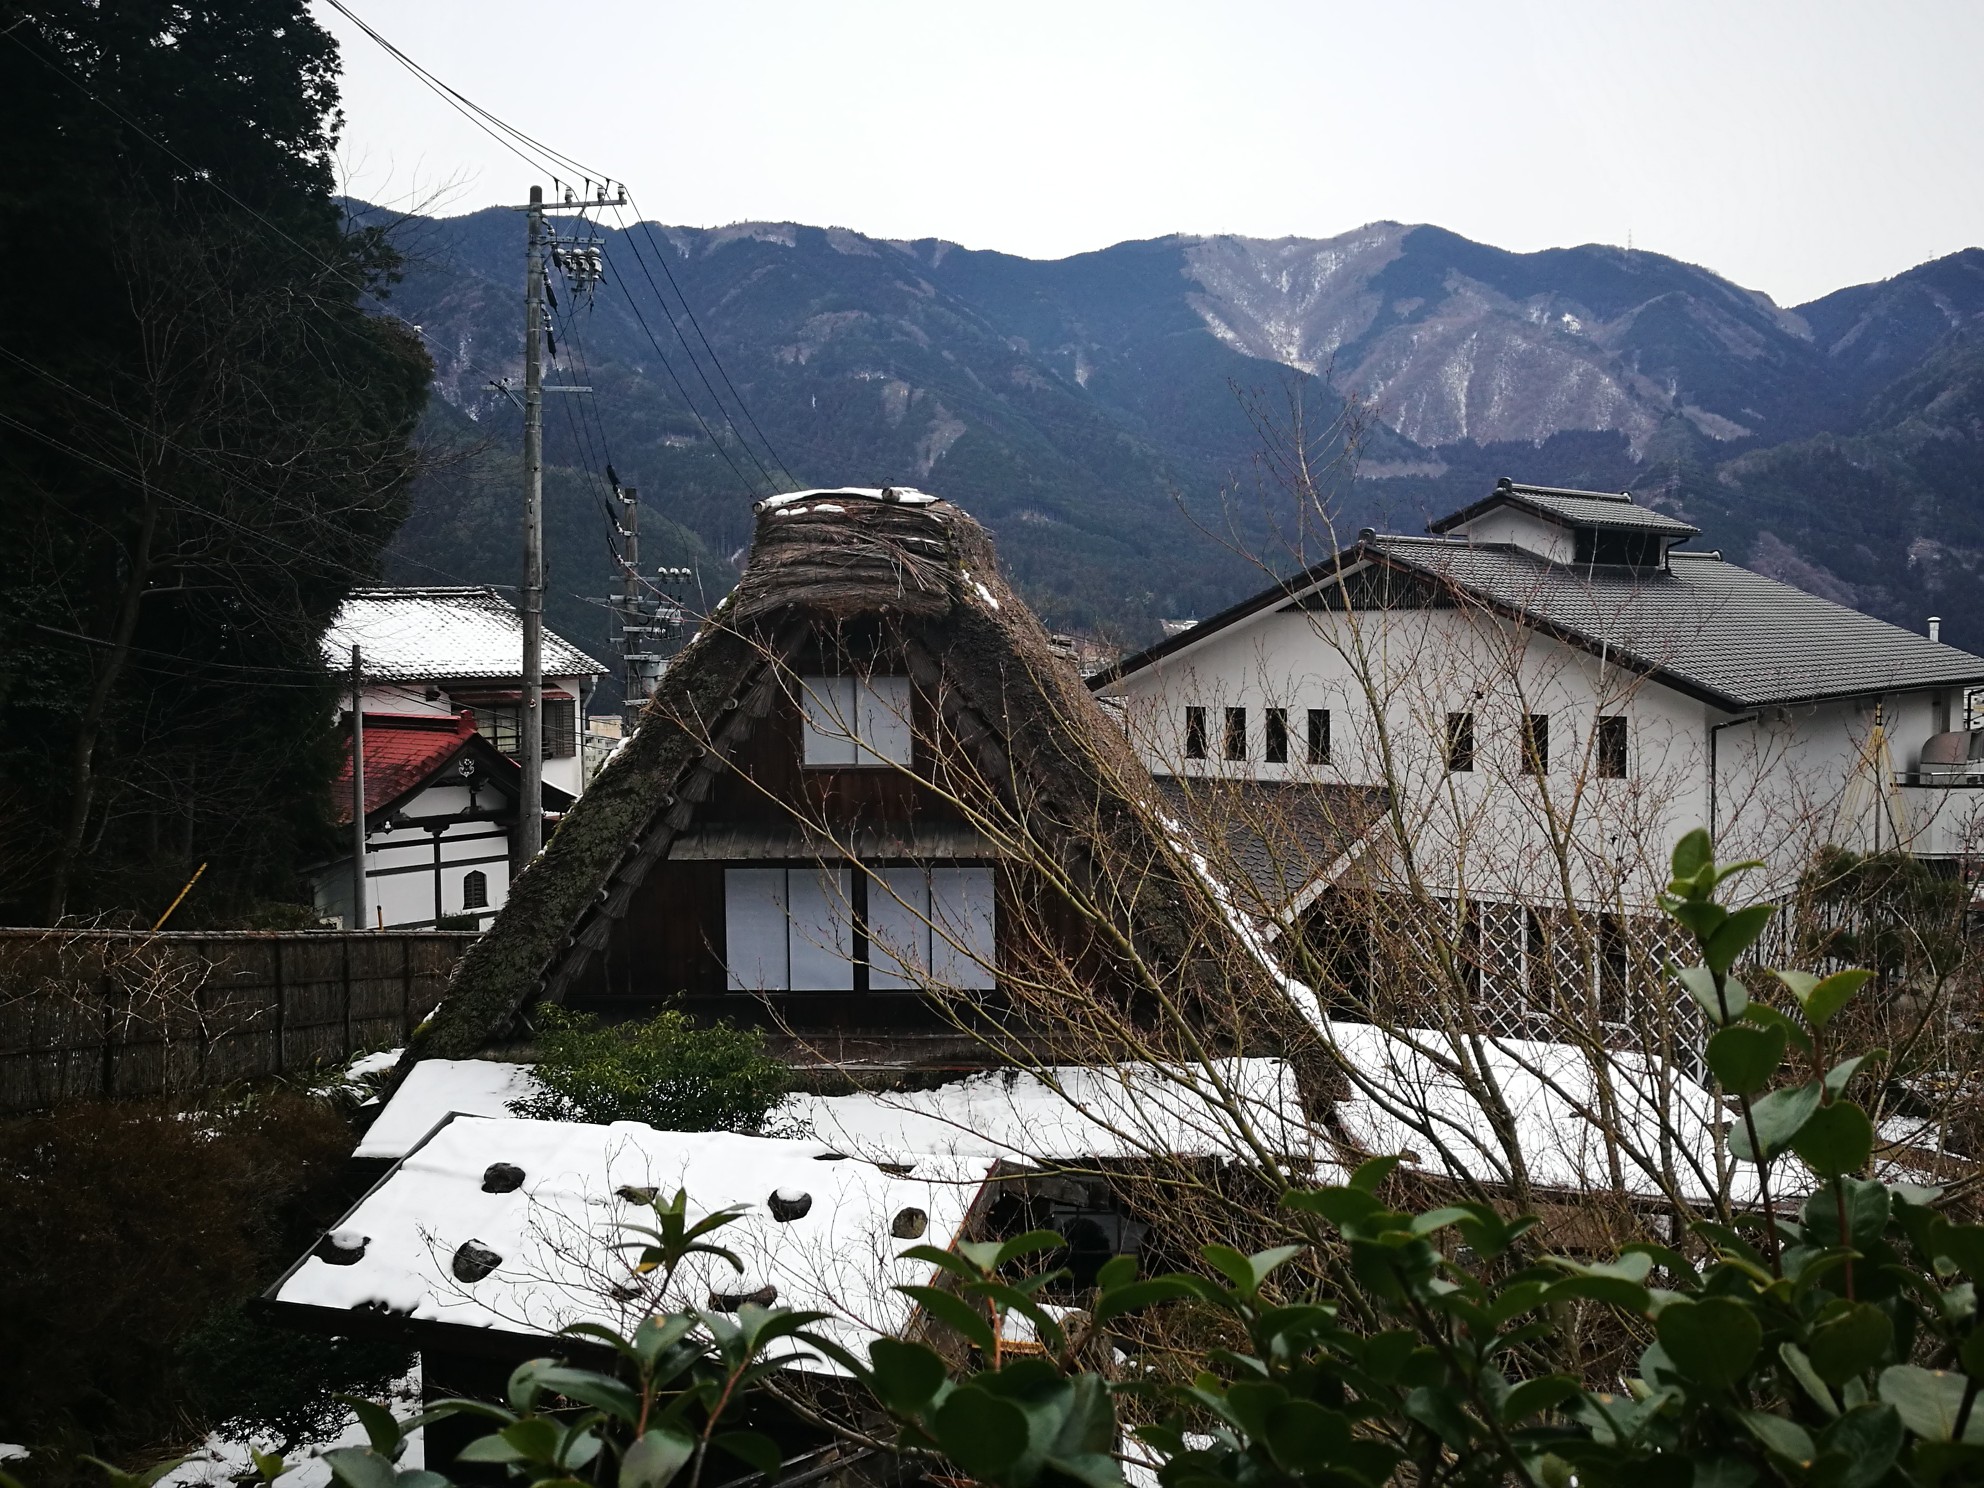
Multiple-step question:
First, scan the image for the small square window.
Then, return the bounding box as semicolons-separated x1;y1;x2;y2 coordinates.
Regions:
1264;708;1289;764
801;676;914;768
1523;714;1549;775
1596;715;1628;778
1224;707;1247;761
1307;708;1331;765
1445;711;1475;772
1184;706;1208;760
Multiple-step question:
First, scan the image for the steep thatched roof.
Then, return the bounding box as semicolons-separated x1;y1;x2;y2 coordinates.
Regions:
412;487;1274;1062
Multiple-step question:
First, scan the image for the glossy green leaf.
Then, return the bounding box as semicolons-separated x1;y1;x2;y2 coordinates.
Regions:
1089;1276;1199;1327
1743;1000;1815;1055
1705;903;1775;974
1792;1103;1874;1178
1348;1153;1403;1192
1672;829;1713;883
1707;1024;1787;1094
1677;964;1747;1025
1656;1297;1761;1389
1809;1303;1893;1385
1803;969;1875;1028
1778;1342;1839;1417
1739;1411;1816;1466
1878;1365;1984;1442
867;1338;948;1412
897;1285;998;1356
619;1428;694;1488
1818;1404;1903;1488
1501;1374;1580;1423
319;1449;396;1488
934;1390;1031;1477
1729;1081;1821;1163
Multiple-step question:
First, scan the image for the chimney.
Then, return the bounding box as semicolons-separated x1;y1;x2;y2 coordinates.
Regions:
1930;617;1942;644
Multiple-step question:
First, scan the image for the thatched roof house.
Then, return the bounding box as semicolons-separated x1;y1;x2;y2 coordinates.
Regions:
413;487;1279;1069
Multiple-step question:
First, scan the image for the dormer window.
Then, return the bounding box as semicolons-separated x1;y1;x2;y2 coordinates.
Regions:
1573;528;1666;569
800;675;913;767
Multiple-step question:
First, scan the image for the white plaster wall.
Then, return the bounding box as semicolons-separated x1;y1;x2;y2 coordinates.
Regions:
312;781;514;929
1105;588;1975;906
1449;510;1574;563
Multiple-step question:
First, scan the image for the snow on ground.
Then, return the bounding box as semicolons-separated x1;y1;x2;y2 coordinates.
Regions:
790;1059;1333;1175
284;1116;993;1371
157;1371;422;1488
353;1058;541;1160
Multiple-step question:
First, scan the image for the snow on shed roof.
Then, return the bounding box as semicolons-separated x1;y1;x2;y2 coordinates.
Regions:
354;1058;542;1160
790;1058;1331;1172
1325;1021;1759;1205
280;1114;994;1368
323;588;607;682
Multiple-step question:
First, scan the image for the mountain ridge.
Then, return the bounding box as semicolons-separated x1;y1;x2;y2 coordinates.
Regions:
362;201;1984;667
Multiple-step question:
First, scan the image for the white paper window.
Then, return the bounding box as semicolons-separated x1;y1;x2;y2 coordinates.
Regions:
786;866;855;991
724;866;855;991
861;865;996;990
724;868;792;991
800;675;914;767
867;866;932;991
932;866;998;990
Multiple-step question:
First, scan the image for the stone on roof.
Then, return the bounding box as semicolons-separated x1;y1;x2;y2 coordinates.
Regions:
324;587;607;682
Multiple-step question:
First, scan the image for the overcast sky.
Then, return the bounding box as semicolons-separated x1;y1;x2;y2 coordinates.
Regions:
318;0;1983;308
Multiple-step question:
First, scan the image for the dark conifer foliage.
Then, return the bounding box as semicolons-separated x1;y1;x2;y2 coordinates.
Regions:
0;2;431;924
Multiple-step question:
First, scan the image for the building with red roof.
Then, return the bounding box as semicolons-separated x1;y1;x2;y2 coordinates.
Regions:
311;711;574;930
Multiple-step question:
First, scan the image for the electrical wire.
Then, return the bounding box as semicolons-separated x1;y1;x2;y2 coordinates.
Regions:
320;1;793;493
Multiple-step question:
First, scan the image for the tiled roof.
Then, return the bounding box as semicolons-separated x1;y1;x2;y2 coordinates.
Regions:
322;587;606;682
331;712;475;824
1374;537;1984;708
1153;776;1390;909
1430;481;1700;538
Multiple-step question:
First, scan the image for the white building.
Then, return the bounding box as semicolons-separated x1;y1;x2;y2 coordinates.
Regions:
321;587;608;801
313;710;575;930
1094;479;1984;1019
312;588;606;928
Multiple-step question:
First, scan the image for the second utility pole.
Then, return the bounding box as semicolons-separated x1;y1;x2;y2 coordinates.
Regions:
519;184;546;862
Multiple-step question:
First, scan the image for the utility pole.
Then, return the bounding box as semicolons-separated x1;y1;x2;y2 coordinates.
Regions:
350;644;368;931
520;185;546;862
509;179;622;862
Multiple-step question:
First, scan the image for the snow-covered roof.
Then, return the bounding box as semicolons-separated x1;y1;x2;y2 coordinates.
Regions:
278;1114;995;1368
1325;1021;1757;1205
756;486;937;512
323;588;607;682
790;1059;1331;1172
355;1058;542;1160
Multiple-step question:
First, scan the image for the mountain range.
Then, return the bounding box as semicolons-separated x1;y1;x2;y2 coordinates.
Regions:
362;202;1984;679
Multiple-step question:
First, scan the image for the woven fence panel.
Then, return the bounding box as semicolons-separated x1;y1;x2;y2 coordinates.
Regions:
0;930;478;1112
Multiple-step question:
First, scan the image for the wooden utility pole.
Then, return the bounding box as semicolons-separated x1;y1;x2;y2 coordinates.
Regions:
350;644;368;930
520;185;546;862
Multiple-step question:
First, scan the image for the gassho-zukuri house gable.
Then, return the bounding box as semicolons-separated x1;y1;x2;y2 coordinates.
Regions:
1093;478;1984;874
409;486;1280;1069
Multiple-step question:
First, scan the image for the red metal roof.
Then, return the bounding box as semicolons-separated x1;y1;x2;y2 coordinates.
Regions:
332;712;475;825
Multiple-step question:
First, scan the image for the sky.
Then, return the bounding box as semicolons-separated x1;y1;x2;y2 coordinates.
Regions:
317;0;1984;308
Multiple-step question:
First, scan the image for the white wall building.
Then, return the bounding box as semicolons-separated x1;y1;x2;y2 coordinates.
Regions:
1095;479;1984;920
312;711;576;930
321;587;608;800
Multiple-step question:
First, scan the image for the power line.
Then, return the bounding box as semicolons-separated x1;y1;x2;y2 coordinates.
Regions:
320;1;793;494
615;199;797;487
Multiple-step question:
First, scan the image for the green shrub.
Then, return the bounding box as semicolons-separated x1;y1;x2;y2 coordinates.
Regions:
508;1006;788;1133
